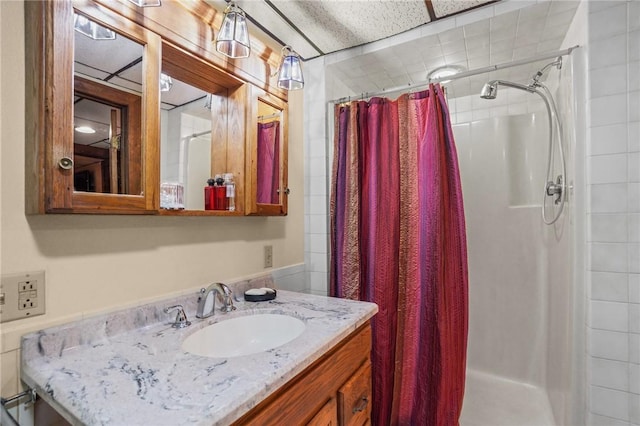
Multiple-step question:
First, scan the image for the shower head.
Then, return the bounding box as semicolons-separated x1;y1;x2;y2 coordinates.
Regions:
480;79;537;100
480;81;498;99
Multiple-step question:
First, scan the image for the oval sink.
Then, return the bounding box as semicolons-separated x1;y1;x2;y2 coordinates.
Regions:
182;314;306;358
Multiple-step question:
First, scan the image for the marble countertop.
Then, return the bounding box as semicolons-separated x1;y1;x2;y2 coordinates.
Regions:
21;290;377;425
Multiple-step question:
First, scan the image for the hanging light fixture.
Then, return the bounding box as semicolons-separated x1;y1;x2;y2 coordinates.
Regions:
127;0;161;7
160;73;173;92
73;13;116;40
274;46;304;91
216;2;251;59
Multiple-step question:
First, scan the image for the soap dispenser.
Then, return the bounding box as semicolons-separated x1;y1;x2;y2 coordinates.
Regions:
204;178;216;210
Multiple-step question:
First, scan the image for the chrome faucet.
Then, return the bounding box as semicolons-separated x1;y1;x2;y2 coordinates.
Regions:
196;283;236;319
164;305;191;328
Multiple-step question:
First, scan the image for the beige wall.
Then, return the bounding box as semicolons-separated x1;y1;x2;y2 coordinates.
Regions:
0;0;304;398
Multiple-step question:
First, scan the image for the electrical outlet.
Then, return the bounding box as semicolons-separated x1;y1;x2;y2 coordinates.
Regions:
1;271;46;323
264;245;273;268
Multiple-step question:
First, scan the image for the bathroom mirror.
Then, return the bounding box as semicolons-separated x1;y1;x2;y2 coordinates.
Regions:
159;42;247;214
73;14;144;195
245;88;288;216
256;100;283;205
159;72;214;210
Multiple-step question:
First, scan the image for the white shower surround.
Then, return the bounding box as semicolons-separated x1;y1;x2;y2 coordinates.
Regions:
303;0;592;424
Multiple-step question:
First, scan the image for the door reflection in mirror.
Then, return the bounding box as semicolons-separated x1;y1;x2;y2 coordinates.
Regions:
73;12;144;195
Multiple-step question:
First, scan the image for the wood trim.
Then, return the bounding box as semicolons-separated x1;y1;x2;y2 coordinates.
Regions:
233;323;372;425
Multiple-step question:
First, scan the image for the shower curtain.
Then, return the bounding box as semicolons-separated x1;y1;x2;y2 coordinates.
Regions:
257;121;280;204
330;84;468;425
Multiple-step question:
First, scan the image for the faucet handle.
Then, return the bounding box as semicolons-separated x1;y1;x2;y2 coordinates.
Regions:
164;305;191;328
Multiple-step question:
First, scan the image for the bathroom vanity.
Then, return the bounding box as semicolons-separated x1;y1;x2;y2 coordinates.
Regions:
21;290;377;425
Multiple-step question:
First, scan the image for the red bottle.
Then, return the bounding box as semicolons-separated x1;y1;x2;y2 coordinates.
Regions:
204;178;215;210
214;175;228;210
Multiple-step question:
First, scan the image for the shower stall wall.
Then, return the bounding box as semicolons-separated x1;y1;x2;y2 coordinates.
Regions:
453;54;580;425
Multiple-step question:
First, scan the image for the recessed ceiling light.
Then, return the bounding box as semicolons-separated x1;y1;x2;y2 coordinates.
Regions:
427;65;466;84
75;126;96;134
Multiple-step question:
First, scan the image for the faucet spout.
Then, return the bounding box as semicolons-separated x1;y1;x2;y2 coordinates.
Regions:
196;283;236;319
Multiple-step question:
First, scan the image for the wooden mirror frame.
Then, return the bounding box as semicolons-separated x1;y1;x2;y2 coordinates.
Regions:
26;0;160;214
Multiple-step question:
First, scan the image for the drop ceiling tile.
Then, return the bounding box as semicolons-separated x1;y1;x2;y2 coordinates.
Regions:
518;2;550;22
465;37;490;52
491;26;517;42
549;0;581;15
463;19;490;37
512;44;538;60
546;7;580;28
516;19;546;38
441;39;467;55
444;51;468;65
467;56;490;69
489;10;519;32
438;27;465;43
432;0;494;18
491;38;515;54
542;23;573;41
270;0;430;53
536;37;565;53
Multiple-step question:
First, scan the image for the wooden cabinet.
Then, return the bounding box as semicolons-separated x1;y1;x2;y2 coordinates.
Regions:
338;361;372;425
25;0;161;214
25;0;289;216
234;322;372;426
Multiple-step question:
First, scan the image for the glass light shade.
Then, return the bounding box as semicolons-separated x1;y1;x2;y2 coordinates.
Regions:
127;0;161;6
160;73;173;92
73;14;116;40
216;5;251;59
278;51;304;90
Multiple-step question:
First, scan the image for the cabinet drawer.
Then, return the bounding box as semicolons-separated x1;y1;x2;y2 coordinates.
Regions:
338;361;371;426
307;397;338;426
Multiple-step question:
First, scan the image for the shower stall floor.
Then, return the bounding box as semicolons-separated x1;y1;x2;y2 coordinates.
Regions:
460;369;556;426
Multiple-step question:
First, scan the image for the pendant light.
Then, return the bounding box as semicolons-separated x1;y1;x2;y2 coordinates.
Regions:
275;46;304;91
216;2;251;59
159;73;173;92
73;13;116;40
127;0;161;6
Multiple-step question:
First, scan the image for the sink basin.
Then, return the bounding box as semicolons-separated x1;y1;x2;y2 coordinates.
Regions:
182;314;306;358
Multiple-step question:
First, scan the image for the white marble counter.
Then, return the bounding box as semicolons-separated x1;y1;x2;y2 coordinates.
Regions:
21;290;377;425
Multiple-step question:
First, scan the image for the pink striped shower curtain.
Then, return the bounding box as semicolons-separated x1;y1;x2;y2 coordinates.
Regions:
330;84;468;425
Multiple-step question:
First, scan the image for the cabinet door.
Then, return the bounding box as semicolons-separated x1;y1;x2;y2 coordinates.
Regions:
26;0;160;214
307;397;338;426
245;86;288;216
338;361;372;426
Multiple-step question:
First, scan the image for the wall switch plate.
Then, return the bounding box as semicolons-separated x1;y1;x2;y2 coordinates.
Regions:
264;245;273;268
1;271;46;323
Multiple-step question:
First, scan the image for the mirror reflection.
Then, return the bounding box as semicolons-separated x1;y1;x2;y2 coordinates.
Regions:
257;101;282;205
73;13;143;195
160;73;214;210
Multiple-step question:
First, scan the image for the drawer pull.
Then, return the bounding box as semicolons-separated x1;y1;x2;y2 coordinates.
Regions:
352;396;369;413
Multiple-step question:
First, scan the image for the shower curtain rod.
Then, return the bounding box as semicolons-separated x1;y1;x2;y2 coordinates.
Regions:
184;130;211;139
258;112;282;121
329;45;579;104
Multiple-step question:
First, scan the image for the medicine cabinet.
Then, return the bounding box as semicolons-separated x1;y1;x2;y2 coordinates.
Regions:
25;0;289;217
26;0;160;214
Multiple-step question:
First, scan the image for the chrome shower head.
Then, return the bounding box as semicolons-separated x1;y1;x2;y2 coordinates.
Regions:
480;81;498;99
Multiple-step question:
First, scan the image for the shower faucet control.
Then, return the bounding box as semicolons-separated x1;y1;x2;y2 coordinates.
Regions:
546;175;564;205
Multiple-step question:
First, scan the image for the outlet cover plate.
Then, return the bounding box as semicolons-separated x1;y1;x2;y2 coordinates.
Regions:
1;271;46;323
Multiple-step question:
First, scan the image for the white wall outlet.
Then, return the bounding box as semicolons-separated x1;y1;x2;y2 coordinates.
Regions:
264;245;273;268
1;271;46;323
